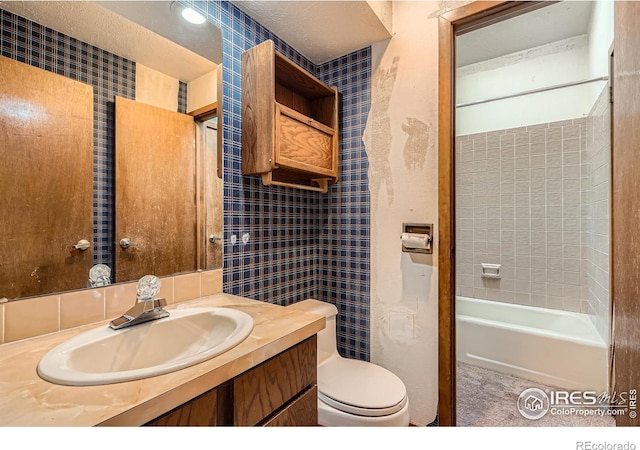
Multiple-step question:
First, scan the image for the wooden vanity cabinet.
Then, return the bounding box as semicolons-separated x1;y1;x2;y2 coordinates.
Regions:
146;336;317;426
146;381;233;426
242;40;339;193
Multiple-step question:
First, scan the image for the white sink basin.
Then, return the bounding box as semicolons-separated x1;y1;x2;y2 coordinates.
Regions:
37;307;254;386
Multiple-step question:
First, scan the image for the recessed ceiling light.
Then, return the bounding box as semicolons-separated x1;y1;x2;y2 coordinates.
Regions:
181;7;206;25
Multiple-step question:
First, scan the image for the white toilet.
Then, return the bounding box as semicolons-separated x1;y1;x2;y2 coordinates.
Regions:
288;299;410;426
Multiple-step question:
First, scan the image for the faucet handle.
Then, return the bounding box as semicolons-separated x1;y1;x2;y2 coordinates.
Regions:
88;264;111;287
136;275;161;302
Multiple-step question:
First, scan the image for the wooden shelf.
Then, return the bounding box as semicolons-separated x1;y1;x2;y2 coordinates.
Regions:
242;40;339;193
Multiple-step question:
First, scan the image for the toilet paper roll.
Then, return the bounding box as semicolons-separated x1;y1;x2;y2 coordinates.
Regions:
401;232;430;249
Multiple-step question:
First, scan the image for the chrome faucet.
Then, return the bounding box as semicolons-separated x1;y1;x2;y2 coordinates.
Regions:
109;275;169;330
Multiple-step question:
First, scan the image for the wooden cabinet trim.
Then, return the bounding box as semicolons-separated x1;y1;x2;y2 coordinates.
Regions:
277;102;335;135
241;40;276;175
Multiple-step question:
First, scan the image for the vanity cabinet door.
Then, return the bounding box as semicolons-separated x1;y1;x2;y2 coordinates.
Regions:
146;336;318;427
233;336;317;426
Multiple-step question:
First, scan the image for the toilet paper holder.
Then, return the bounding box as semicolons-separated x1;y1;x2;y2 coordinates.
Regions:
401;223;433;254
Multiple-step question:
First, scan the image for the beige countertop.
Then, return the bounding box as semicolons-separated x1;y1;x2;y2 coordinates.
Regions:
0;293;325;426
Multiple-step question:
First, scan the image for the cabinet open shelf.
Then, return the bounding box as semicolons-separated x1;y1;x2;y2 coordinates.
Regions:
242;40;339;193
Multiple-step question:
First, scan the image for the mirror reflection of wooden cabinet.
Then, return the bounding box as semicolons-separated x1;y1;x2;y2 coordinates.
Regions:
0;55;93;299
0;2;224;303
114;96;197;281
202;119;223;270
242;40;339;193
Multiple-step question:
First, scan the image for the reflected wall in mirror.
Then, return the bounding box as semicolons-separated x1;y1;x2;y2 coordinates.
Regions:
0;1;224;301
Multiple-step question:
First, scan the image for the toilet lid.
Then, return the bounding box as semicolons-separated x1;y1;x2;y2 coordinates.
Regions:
318;357;407;417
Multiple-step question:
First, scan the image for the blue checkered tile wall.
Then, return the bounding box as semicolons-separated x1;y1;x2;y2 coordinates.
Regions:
187;1;372;360
318;49;372;361
178;81;188;113
0;8;136;269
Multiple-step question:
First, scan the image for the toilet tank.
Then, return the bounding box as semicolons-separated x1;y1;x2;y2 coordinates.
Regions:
287;299;339;365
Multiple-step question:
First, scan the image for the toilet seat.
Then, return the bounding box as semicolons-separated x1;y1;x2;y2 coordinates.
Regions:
318;357;408;417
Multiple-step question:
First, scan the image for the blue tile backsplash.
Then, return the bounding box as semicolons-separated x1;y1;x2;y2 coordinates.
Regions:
2;1;372;361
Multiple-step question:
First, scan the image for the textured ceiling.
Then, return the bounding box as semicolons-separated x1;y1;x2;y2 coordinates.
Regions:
2;1;390;75
231;1;393;64
457;1;594;67
0;1;219;81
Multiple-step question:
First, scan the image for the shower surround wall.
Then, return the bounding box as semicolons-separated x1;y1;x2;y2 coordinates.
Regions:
456;118;589;314
584;86;611;342
189;1;372;360
455;85;611;342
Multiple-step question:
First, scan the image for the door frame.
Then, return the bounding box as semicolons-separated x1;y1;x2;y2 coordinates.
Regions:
437;0;555;426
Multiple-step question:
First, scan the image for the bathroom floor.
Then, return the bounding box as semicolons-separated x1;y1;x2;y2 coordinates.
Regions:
456;362;615;427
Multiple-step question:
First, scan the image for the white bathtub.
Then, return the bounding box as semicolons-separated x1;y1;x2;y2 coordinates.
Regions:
456;296;608;392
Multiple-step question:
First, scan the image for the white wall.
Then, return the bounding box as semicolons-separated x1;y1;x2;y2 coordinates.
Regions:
187;67;218;114
366;0;393;36
135;63;179;111
456;36;591;135
365;0;458;426
587;0;614;106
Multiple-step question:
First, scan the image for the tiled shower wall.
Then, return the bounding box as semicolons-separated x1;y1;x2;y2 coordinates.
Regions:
190;1;372;360
455;118;590;314
584;86;611;342
456;88;611;340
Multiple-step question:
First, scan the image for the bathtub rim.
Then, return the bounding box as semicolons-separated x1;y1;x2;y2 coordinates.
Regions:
455;295;607;349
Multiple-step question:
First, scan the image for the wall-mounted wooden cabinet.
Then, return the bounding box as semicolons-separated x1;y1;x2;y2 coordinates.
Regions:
242;40;339;193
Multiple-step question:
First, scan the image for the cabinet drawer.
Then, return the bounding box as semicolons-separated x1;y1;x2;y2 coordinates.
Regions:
275;103;336;177
146;382;232;426
263;385;318;426
233;336;317;426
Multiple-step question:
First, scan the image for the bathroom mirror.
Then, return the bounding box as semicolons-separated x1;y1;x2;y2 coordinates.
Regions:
0;1;223;301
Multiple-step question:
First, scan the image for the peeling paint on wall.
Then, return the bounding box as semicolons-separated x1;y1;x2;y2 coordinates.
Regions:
365;0;472;427
402;117;433;170
428;0;470;19
365;55;399;205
